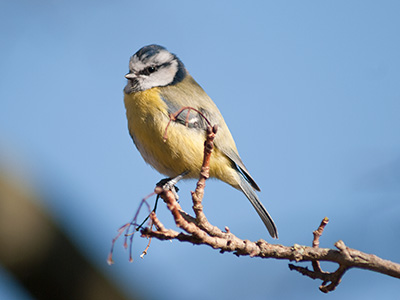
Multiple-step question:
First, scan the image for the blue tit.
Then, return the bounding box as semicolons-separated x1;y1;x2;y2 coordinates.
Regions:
123;44;278;238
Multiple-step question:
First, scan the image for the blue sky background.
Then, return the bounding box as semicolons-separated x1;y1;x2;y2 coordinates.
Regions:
1;1;400;299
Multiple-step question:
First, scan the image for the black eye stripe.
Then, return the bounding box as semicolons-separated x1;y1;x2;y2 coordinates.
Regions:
139;66;156;76
139;62;171;76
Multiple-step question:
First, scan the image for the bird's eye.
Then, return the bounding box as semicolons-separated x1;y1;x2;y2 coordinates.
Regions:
145;66;156;75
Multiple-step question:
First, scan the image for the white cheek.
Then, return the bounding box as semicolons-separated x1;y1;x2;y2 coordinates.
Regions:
142;60;178;90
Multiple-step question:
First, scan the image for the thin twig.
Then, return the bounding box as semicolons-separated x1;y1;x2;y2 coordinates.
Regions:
289;217;349;293
312;217;329;273
140;236;152;259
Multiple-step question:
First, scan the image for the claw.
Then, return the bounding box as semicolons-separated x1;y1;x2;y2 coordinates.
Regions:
156;171;189;201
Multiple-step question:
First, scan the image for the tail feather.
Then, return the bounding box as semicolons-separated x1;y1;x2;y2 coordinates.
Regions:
238;176;278;239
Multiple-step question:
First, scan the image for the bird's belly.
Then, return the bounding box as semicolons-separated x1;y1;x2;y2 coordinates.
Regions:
134;119;207;177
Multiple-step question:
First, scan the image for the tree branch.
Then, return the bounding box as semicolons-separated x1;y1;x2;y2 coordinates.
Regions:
135;124;400;293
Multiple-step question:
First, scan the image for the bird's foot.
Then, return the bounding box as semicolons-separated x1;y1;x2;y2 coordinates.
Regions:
156;171;189;201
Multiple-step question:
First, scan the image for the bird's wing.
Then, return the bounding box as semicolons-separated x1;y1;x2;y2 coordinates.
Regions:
159;74;260;191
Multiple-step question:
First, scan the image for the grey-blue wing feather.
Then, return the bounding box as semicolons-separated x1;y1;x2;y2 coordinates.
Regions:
161;95;209;130
238;175;278;238
224;149;261;191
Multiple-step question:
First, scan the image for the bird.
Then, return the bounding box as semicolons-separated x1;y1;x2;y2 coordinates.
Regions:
123;44;278;238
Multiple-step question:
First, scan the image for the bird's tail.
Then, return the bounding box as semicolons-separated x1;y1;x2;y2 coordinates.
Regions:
238;176;278;238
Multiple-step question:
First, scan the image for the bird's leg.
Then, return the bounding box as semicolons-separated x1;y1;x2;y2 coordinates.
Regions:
135;195;161;231
156;170;189;201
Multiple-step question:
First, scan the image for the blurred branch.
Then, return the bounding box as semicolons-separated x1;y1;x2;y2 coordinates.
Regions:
140;124;400;293
0;171;141;300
